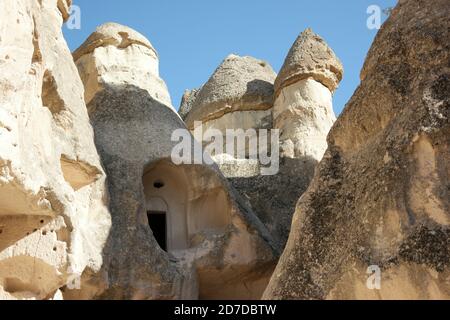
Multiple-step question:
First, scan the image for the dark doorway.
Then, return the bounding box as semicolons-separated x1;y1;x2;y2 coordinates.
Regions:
147;211;167;251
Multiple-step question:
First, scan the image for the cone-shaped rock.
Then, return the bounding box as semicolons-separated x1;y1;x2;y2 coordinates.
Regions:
180;53;317;250
0;0;111;300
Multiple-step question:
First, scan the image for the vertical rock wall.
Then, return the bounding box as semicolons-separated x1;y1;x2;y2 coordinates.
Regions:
0;0;111;300
264;0;450;300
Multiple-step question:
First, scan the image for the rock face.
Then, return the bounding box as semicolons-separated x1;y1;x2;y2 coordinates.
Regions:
264;0;450;300
0;0;111;300
73;22;173;109
274;28;343;160
74;24;278;300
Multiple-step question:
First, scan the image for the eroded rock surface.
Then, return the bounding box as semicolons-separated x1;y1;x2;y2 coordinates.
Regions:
0;0;111;300
183;40;342;248
264;0;450;299
185;54;276;129
74;24;278;300
274;28;343;160
73;22;173;108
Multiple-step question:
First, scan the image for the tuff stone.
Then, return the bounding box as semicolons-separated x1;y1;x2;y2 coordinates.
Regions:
73;28;278;300
185;54;276;128
273;29;342;161
274;28;343;96
73;22;172;108
264;0;450;300
0;0;111;300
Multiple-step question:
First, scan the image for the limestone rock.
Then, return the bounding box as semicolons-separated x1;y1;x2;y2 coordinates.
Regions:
185;54;276;129
274;29;342;161
73;22;173;108
264;0;450;299
74;27;278;300
0;0;111;300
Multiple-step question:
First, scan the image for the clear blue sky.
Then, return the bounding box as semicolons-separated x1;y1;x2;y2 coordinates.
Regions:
63;0;397;115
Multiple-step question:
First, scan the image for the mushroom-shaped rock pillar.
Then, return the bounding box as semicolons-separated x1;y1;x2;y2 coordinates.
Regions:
185;54;277;172
273;28;343;161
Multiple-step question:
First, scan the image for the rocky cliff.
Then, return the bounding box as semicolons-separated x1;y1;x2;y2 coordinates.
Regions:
264;0;450;299
0;0;448;302
0;0;111;300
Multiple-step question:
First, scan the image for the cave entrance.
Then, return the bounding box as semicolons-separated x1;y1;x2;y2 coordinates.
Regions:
143;160;231;253
147;211;167;251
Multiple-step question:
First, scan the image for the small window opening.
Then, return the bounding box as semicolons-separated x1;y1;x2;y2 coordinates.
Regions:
153;180;165;189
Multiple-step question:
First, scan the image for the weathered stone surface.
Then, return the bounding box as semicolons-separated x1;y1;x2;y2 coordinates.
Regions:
182;54;276;162
185;54;276;128
0;0;111;300
274;29;341;161
74;27;278;300
57;0;72;22
228;158;316;249
73;22;173;108
182;40;342;247
264;0;450;299
181;52;326;248
274;28;343;96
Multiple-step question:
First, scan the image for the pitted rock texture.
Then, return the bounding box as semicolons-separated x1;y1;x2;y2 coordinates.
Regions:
264;0;450;300
274;28;343;97
74;22;173;108
185;54;276;128
0;0;111;300
74;27;278;300
182;45;341;248
273;29;341;161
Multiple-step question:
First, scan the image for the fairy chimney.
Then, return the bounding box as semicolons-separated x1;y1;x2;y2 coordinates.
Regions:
73;22;173;109
73;24;278;300
273;28;343;160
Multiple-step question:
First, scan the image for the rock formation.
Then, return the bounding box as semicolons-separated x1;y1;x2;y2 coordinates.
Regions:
0;0;111;300
73;22;173;109
182;40;342;248
185;54;276;133
274;28;343;160
264;0;450;299
73;23;278;300
1;0;448;302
